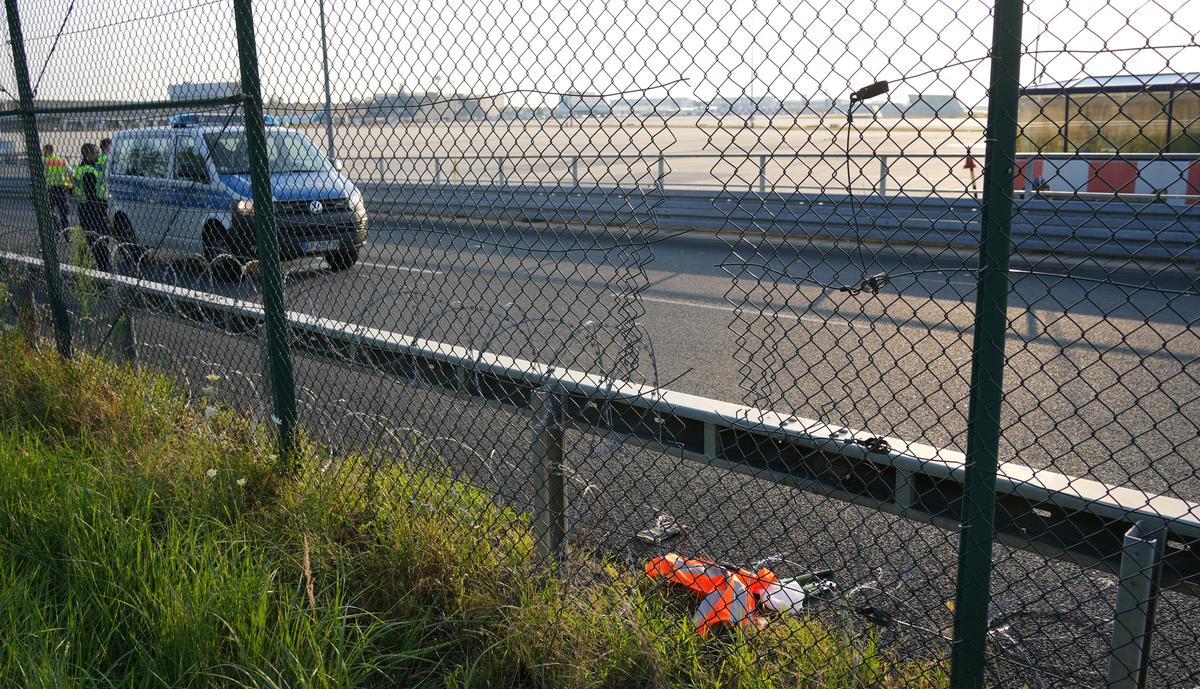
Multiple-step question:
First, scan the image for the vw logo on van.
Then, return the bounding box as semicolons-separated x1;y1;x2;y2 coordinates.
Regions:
309;200;324;214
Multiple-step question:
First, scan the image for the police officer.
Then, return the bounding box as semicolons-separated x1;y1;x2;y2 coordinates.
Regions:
42;144;73;232
96;138;112;176
75;143;111;272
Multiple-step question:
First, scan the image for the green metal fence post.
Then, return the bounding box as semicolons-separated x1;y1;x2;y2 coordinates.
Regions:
232;0;298;463
4;0;74;358
948;1;1024;687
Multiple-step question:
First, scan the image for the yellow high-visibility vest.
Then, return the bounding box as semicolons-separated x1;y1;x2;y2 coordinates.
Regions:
74;163;106;201
43;154;71;188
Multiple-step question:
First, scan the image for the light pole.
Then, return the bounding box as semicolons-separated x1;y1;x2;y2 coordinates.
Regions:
319;0;336;163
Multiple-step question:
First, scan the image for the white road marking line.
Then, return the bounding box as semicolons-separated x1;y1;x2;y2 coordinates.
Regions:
359;261;443;275
635;294;859;329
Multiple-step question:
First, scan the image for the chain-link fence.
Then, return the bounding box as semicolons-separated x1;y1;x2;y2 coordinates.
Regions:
1;0;1197;686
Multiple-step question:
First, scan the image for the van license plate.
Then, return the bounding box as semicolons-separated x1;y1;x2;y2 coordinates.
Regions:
302;240;340;253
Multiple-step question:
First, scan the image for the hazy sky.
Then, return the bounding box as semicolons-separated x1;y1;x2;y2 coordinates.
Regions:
5;0;1198;108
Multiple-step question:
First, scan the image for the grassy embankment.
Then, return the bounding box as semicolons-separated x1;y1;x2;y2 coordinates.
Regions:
0;333;946;688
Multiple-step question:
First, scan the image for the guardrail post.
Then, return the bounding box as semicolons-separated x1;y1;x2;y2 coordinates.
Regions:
657;156;665;191
757;154;767;193
878;154;889;196
532;388;568;564
233;0;298;465
571;156;579;187
10;270;36;342
1106;519;1167;689
948;1;1023;687
433;156;441;186
5;0;73;358
115;309;136;364
110;286;136;365
497;158;506;186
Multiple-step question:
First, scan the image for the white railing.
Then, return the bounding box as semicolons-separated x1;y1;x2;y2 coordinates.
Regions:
343;151;975;196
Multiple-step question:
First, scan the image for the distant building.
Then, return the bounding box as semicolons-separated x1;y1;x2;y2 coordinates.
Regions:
779;98;834;115
903;94;967;117
839;94;966;118
702;94;783;117
831;98;858;115
555;94;576;115
168;81;239;101
555;94;609;118
676;98;704;116
357;90;507;121
875;100;906;117
606;95;700;117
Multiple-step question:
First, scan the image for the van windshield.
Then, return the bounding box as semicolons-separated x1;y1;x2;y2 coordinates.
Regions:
204;130;329;174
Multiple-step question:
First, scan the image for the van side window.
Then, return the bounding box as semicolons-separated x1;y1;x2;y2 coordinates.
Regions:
110;138;129;174
173;136;208;182
123;137;170;178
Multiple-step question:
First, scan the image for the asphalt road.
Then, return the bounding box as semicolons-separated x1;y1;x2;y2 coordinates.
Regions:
156;215;1197;500
1;205;1198;687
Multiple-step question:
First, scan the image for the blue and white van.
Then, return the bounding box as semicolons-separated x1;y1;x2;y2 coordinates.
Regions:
106;114;367;270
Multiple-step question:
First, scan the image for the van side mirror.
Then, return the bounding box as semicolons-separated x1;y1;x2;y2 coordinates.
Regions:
333;159;343;172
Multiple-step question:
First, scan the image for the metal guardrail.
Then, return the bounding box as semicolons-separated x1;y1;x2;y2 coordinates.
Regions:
3;249;1197;594
360;183;1200;263
0;172;1195;262
351;151;959;196
348;151;1200;199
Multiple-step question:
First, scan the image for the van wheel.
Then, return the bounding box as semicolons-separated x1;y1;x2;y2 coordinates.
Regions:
325;245;358;271
203;227;242;282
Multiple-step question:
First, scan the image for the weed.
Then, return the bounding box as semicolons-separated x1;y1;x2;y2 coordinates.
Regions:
0;334;947;688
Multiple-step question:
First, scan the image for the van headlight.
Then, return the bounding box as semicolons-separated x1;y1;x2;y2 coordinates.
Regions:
235;199;254;214
348;189;367;239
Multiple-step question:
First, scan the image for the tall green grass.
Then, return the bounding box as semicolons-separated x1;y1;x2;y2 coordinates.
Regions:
0;333;947;688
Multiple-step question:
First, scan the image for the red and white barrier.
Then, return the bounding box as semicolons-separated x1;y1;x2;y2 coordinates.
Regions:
1014;155;1200;204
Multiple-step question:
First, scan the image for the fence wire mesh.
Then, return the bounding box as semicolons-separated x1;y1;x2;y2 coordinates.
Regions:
0;0;1197;687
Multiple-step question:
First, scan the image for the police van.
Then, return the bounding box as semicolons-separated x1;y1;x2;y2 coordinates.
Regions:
106;114;367;271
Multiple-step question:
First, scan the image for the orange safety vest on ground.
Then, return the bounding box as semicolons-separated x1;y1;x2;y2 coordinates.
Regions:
646;552;777;635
